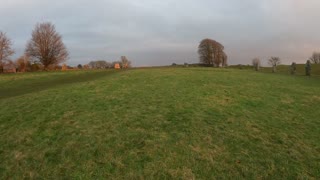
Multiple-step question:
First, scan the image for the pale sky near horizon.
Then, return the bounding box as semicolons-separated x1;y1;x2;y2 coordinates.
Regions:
1;0;320;66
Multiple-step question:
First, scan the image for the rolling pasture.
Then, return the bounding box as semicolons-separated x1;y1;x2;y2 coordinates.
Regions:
0;68;319;179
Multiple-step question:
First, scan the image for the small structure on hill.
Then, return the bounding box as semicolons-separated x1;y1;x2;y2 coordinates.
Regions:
114;63;120;69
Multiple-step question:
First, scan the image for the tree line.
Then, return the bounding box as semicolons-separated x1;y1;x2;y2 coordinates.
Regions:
1;28;318;73
197;38;318;76
0;22;131;73
0;22;68;72
86;56;131;69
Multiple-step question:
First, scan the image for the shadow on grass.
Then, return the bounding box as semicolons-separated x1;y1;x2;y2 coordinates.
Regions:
0;70;119;100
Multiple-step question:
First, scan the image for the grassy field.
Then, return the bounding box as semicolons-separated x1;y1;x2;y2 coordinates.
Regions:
0;68;319;179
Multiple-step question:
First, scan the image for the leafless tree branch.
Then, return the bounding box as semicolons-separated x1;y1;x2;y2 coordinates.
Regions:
25;22;68;69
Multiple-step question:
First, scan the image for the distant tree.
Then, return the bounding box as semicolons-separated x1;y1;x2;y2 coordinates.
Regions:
221;51;228;67
290;62;296;75
305;60;311;76
172;63;177;66
0;31;15;71
88;61;96;69
106;62;113;68
198;38;226;67
53;64;62;70
25;22;68;70
120;56;131;68
309;52;320;64
62;64;68;71
30;63;41;71
77;64;83;69
95;60;107;69
15;55;31;72
83;64;89;69
268;57;281;73
252;58;261;71
88;60;112;69
2;60;17;73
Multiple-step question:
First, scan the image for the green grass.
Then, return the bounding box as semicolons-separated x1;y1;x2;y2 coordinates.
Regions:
0;68;319;179
0;70;118;99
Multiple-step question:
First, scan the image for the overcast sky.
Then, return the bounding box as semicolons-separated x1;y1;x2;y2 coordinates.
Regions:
1;0;320;66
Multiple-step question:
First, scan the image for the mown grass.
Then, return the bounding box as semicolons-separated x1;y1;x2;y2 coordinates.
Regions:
0;70;118;99
0;68;319;179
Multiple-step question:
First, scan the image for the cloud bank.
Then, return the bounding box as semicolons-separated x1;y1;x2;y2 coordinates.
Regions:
1;0;320;66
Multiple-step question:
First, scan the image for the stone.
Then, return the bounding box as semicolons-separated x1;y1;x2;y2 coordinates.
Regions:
305;60;311;76
290;62;296;75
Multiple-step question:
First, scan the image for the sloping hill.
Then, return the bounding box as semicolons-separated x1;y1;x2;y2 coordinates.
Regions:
0;68;319;179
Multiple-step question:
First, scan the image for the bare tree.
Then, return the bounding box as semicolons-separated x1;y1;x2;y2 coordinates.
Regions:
198;38;226;67
96;60;108;69
88;60;111;69
309;52;320;64
120;56;131;68
25;22;68;70
0;59;17;73
268;57;281;73
0;31;15;66
83;64;89;69
15;55;30;72
88;61;96;69
252;58;261;71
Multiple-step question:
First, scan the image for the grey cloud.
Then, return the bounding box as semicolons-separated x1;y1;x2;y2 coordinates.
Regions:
1;0;320;66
